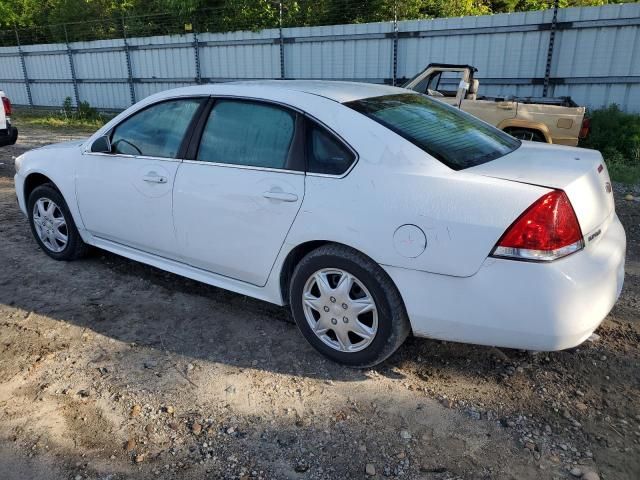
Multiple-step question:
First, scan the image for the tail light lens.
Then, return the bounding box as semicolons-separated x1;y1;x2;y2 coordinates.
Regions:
579;117;590;139
2;96;11;116
491;190;583;262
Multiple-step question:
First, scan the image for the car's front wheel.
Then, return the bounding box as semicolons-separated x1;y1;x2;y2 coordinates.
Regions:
28;184;88;261
289;244;410;367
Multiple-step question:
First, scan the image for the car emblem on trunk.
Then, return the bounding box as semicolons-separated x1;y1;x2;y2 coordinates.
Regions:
605;182;612;193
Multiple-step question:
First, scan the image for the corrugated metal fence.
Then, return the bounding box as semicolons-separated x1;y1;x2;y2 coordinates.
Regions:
1;3;639;112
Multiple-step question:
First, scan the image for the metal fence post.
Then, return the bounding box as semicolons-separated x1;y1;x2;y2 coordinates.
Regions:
14;25;33;107
63;24;81;107
392;1;399;86
542;0;559;97
122;18;136;105
278;1;285;79
193;25;202;84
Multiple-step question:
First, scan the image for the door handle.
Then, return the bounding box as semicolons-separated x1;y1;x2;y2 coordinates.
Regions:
262;191;298;202
142;173;168;184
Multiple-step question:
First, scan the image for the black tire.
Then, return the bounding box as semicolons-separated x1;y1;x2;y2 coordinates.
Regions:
27;184;89;261
289;244;410;367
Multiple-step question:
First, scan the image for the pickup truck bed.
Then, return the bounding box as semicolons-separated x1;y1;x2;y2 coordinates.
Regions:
404;64;588;146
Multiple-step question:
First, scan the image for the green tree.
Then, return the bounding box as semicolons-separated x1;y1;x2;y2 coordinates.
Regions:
0;0;634;43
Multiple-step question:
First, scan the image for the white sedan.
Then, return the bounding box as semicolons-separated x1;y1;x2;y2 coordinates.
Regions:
13;82;626;367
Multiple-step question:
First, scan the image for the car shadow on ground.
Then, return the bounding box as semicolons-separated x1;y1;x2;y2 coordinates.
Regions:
0;147;513;385
1;229;420;382
0;198;635;386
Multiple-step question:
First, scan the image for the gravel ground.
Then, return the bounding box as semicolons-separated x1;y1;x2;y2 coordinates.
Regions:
0;126;638;480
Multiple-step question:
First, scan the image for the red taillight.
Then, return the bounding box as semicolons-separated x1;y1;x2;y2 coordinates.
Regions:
2;96;11;116
492;190;583;262
579;117;590;139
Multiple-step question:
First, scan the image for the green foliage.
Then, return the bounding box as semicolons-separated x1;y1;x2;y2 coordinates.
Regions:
580;104;640;184
60;97;103;122
15;98;109;130
0;0;632;40
76;100;102;122
62;96;73;117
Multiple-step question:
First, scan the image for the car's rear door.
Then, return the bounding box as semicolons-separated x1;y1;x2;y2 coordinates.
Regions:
76;97;205;258
172;98;305;286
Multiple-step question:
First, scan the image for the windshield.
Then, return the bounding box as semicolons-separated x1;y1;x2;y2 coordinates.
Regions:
345;93;520;170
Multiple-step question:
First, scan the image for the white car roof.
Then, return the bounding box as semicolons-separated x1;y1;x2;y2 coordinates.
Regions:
228;80;408;103
145;81;409;105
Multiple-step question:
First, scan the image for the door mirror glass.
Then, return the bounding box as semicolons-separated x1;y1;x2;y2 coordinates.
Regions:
91;135;112;153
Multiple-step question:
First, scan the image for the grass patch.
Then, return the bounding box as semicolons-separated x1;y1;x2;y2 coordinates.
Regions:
607;162;640;185
16;113;107;130
580;104;640;185
13;97;114;132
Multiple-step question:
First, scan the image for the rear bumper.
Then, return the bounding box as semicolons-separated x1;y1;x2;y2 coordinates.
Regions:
0;126;18;147
384;213;626;351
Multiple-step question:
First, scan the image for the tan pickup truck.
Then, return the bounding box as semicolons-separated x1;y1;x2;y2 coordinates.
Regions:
404;64;589;146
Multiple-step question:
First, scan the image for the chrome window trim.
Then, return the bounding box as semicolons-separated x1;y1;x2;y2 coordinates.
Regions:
181;159;305;175
184;94;360;178
82;151;184;164
84;93;361;178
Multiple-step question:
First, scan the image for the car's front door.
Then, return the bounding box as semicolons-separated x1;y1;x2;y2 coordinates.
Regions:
173;98;305;286
76;97;205;258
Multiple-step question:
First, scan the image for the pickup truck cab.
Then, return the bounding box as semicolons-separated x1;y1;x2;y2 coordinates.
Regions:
0;90;18;147
404;64;589;146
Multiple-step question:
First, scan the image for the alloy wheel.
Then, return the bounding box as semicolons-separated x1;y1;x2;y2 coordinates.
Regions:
302;268;378;353
32;197;68;253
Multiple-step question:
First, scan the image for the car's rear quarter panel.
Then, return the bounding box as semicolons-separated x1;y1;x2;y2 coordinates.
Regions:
284;103;551;278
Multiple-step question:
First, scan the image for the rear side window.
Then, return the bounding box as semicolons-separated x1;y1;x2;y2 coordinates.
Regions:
306;122;355;175
197;100;295;169
111;98;203;158
345;93;520;170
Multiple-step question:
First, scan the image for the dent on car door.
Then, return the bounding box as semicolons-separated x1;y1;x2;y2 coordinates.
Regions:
172;98;305;286
76;98;204;257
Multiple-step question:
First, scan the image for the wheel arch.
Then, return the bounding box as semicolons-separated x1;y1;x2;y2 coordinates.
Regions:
23;172;58;207
22;171;87;239
278;240;404;308
497;119;552;143
279;240;330;305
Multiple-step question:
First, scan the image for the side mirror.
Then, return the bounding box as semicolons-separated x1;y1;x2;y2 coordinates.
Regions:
90;135;111;153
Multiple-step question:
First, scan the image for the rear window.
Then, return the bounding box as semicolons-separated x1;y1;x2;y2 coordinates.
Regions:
345;93;520;170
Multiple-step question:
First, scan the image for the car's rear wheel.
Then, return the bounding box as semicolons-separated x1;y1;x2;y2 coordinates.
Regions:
289;244;410;367
28;184;88;261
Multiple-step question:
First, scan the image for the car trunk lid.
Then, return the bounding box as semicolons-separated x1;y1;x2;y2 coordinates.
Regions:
468;141;615;240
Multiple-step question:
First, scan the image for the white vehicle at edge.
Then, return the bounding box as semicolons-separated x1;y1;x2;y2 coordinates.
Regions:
14;81;626;366
0;90;18;147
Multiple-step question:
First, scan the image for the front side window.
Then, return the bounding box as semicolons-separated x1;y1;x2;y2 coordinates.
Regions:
197;100;295;169
345;93;520;170
306;122;355;175
111;98;203;158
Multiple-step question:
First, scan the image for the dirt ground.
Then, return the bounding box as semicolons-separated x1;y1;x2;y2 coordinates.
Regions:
0;126;638;480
